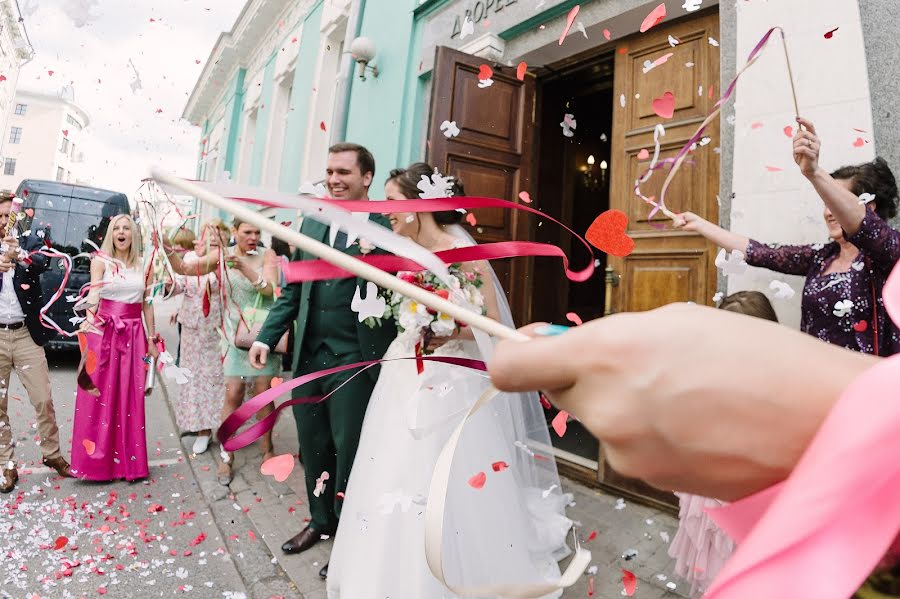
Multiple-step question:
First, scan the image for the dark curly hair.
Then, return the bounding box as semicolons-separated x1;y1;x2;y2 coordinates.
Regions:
830;157;898;221
386;162;465;226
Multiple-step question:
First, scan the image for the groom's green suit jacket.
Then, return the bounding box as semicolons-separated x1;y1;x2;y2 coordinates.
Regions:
256;214;397;382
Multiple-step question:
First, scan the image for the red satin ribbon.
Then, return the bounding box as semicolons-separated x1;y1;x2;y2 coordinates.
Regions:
221;194;597;282
284;240;594;283
217;355;487;452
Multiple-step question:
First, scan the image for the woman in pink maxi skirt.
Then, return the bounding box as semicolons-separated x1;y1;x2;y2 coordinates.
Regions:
71;214;158;481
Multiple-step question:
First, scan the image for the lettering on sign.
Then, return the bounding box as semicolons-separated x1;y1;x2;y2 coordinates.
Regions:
450;0;519;39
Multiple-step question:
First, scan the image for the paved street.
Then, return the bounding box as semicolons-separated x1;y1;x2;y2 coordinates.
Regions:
3;298;687;599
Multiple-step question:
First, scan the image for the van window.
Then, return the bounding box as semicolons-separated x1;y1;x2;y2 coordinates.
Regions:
31;200;118;272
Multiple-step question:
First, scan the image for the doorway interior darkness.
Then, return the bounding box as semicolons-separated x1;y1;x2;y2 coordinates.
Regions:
532;54;614;469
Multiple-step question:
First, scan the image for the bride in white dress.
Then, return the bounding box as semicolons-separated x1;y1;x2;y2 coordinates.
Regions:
327;164;573;598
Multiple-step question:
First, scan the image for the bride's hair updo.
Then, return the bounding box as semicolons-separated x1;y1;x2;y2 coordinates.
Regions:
386;162;466;226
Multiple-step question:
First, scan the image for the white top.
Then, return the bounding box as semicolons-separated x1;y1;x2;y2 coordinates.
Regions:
0;269;25;324
99;264;146;304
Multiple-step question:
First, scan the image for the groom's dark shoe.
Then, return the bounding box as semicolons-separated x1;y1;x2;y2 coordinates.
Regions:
281;525;326;555
318;563;328;579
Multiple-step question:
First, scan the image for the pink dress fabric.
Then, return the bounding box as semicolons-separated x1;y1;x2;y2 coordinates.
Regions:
704;261;900;598
71;267;149;481
669;494;735;598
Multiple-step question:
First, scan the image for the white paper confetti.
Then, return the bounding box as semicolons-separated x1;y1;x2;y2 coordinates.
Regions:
715;249;748;276
460;14;475;39
858;192;876;205
560;113;576;137
769;280;795;300
351;282;387;322
833;299;854;317
439;120;460;138
683;0;703;11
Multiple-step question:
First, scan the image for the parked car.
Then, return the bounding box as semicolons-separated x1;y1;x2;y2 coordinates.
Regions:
16;180;130;351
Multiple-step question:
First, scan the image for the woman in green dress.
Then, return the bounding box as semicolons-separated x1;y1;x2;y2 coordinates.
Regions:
165;218;281;485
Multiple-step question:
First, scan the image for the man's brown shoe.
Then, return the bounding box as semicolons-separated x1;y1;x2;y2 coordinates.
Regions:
0;468;17;493
42;456;73;478
281;525;328;555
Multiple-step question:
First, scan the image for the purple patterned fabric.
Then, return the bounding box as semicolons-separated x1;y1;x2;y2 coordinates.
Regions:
745;210;900;356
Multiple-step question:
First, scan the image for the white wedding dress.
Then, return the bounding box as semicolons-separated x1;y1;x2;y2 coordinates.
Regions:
327;229;573;599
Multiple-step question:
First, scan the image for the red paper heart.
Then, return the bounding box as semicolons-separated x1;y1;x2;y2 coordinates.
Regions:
82;439;96;456
539;394;551;410
477;64;493;80
637;148;650;160
270;377;284;388
260;453;295;482
853;137;865;148
0;75;6;82
319;121;327;132
824;27;839;39
622;570;637;596
468;471;487;489
565;312;583;325
19;283;29;290
516;62;527;81
465;213;477;226
491;461;509;472
54;536;68;550
518;191;532;204
586;530;598;542
552;410;569;437
85;350;98;375
751;122;764;129
783;125;794;138
853;320;868;332
651;91;675;119
640;3;667;33
585;210;635;257
48;70;54;76
62;129;69;137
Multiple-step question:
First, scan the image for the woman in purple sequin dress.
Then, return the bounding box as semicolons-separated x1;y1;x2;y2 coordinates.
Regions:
678;117;900;357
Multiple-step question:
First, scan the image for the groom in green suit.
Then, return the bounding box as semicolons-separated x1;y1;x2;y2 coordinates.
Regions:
249;144;396;574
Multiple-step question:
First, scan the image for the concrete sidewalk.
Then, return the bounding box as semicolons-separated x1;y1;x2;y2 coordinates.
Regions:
178;396;688;599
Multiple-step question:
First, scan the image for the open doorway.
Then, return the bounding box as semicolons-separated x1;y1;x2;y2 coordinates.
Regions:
531;54;614;470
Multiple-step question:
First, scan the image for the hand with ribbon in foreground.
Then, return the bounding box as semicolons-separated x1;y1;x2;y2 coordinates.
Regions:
491;263;900;598
489;303;876;502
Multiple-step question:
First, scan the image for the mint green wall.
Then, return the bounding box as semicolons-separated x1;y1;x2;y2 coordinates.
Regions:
249;56;278;186
279;3;324;193
222;68;247;176
344;0;419;188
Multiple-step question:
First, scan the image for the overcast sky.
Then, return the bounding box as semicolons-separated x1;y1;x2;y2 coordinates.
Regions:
17;0;247;196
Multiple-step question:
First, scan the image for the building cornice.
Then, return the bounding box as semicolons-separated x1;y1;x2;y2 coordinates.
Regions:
183;0;306;125
16;89;91;128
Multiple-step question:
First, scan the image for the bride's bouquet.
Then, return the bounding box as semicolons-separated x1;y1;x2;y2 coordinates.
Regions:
385;265;485;354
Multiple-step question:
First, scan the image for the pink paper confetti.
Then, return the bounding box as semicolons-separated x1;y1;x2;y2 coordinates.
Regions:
622;570;638;596
783;125;794;138
477;64;493;80
551;411;569;437
491;461;509;472
468;471;487;489
518;191;532;203
640;3;666;33
559;5;580;45
751;122;764;129
651;91;675;119
603;29;611;41
466;213;477;226
565;312;583;325
516;62;527;80
853;137;866;147
260;453;294;482
765;166;784;172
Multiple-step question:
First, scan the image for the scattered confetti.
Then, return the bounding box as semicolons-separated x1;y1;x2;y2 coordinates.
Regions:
709;36;720;47
622;569;638;595
82;438;96;455
769;280;795;300
824;27;839;39
784;125;794;138
516;62;527;81
313;471;330;497
260;453;295;482
491;461;509;472
351;282;388;322
853;320;869;332
833;299;854;317
551;410;569;437
440;120;460;138
765;165;784;172
518;191;532;203
668;35;680;47
585;210;635;257
853;137;866;148
565;312;583;326
642;52;674;74
640;4;666;33
53;536;68;550
859;192;876;205
468;471;487;489
558;5;580;45
715;249;748;276
683;0;702;11
560;113;576;137
651;91;675;119
603;29;611;41
460;14;475;39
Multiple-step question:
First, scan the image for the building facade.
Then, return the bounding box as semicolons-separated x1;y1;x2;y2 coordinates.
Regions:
0;90;91;190
0;0;35;170
186;0;900;506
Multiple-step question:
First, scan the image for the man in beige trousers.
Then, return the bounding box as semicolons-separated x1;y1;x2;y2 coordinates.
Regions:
0;193;71;492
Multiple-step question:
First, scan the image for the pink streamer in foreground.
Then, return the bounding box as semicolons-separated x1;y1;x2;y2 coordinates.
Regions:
705;262;900;598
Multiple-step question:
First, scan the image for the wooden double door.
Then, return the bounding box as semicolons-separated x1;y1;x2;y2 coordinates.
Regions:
427;10;721;510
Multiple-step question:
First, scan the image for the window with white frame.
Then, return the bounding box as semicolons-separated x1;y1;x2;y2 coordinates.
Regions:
56;167;64;181
60;137;70;154
3;159;15;176
9;127;21;144
14;104;26;116
66;114;83;130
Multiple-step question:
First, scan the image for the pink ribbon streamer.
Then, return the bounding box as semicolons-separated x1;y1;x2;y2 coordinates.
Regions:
217;356;487;452
706;262;900;598
284;240;593;283
219;193;596;281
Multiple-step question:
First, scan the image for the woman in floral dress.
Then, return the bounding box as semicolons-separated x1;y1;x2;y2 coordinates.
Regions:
170;222;228;455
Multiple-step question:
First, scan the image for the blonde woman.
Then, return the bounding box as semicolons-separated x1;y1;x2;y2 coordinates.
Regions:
71;214;158;481
169;222;227;455
164;217;280;485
